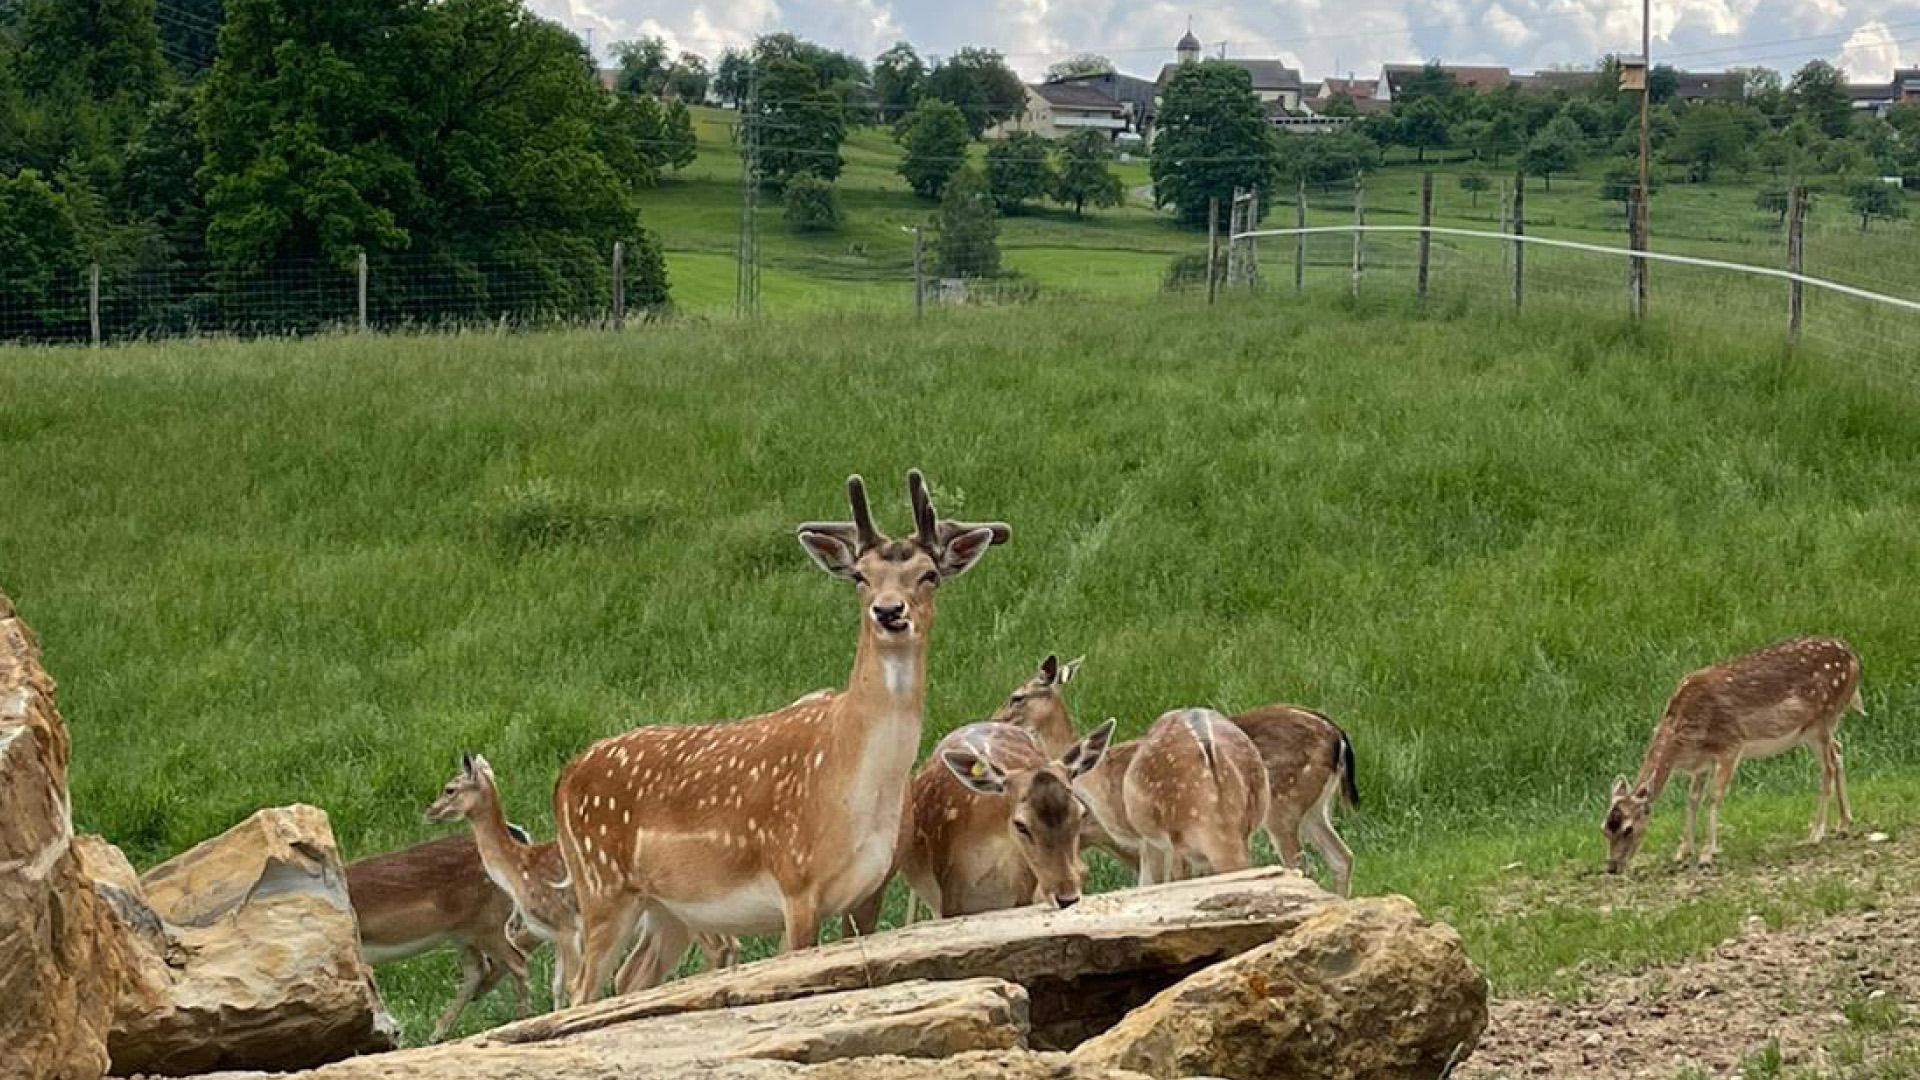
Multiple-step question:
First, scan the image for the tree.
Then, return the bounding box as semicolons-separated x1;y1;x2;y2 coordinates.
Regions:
1520;114;1582;189
1790;60;1852;138
1755;132;1793;180
755;55;845;187
924;47;1025;138
872;42;925;122
17;0;164;101
985;131;1054;212
0;169;82;330
1664;102;1757;181
666;53;709;102
1754;187;1791;225
612;36;672;96
1322;92;1360;118
1600;157;1659;211
1398;61;1457;102
1737;66;1785;114
1458;170;1489;207
1647;64;1679;104
1150;61;1277;226
1046;53;1113;82
932;165;1000;276
662;99;697;171
894;98;968;198
1052;128;1122;216
1273;129;1379;184
155;0;222;79
714;49;750;107
1847;178;1905;231
1889;103;1920;141
1397;97;1451;163
782;172;842;232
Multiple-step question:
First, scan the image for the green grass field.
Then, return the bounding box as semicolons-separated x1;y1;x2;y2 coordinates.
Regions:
5;295;1919;1041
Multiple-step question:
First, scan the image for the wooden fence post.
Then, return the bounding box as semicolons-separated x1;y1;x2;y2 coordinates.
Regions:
1625;189;1640;317
913;225;925;319
1350;175;1365;299
88;263;101;347
356;251;369;332
1224;188;1242;288
611;240;626;330
1416;172;1433;304
1511;171;1525;310
1499;180;1511;285
1294;176;1306;296
1207;196;1220;305
1246;190;1260;290
1787;186;1806;340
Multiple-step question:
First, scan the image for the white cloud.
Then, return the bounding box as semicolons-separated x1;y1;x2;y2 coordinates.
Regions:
1838;20;1905;79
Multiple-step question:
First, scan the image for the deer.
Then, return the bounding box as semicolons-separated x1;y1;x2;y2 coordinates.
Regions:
1229;705;1361;896
553;470;1008;1003
1604;636;1865;875
1123;708;1270;886
989;654;1084;757
903;717;1117;918
344;833;531;1042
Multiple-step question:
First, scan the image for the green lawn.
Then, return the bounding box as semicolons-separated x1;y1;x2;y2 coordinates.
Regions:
5;295;1919;1040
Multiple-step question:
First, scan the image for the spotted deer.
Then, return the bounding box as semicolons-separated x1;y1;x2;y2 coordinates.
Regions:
990;654;1083;757
1069;734;1145;875
1123;708;1270;885
903;718;1116;918
1230;705;1361;896
553;471;1008;1002
345;834;530;1041
1604;636;1865;874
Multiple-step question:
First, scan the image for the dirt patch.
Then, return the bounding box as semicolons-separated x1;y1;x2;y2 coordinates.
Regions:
1460;834;1920;1079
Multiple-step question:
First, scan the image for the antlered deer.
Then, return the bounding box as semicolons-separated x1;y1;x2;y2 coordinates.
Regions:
553;471;1008;1002
1229;705;1360;896
345;834;530;1041
904;718;1116;917
1604;636;1864;874
1123;708;1270;885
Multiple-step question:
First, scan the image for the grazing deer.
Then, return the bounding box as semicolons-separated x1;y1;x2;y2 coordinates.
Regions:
1604;636;1864;874
904;718;1116;917
345;834;530;1041
990;654;1084;757
1123;708;1270;886
1230;705;1361;896
553;471;1008;1002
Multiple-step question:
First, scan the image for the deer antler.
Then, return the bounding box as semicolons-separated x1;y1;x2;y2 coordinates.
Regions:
908;469;937;550
848;475;880;551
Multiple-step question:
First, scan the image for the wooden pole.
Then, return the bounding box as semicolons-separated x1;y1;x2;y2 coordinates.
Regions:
1511;171;1525;310
1416;172;1433;304
1350;175;1365;299
611;240;626;330
1787;185;1806;340
1294;176;1306;296
356;251;369;332
913;225;925;319
1246;190;1260;290
87;262;100;347
1207;196;1219;305
1635;0;1652;320
1224;189;1241;288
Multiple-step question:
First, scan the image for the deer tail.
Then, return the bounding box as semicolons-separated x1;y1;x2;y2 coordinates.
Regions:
1333;725;1361;808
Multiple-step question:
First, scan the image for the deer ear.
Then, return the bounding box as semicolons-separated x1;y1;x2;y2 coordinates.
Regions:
1039;655;1060;684
942;749;1008;795
1063;718;1117;778
471;754;493;780
937;526;997;579
1610;774;1629;801
798;530;860;579
1058;656;1084;685
462;751;476;774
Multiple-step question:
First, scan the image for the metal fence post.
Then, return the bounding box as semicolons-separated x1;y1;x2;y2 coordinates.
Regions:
356;251;369;332
1350;175;1365;299
1416;173;1433;304
1207;196;1219;305
88;263;101;347
611;240;627;330
1294;177;1306;296
1787;186;1806;340
1511;171;1525;311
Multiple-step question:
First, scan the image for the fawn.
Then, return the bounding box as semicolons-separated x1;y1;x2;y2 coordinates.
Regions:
1123;708;1271;885
1230;705;1361;896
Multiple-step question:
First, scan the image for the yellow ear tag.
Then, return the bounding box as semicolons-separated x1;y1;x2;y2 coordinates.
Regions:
970;762;988;779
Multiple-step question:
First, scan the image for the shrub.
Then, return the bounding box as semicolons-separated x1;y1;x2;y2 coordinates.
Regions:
783;174;843;233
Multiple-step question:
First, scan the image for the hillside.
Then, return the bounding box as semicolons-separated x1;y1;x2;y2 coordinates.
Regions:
3;297;1919;1040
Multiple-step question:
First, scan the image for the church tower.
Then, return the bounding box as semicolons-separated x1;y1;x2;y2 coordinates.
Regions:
1176;20;1201;64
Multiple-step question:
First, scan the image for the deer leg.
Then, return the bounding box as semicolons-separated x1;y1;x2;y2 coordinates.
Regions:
495;935;532;1020
1675;771;1706;865
1807;736;1835;844
699;935;740;971
613;910;689;996
1266;806;1306;872
780;891;823;953
571;895;645;1005
429;945;488;1043
1194;829;1253;878
1303;799;1355;898
1702;756;1738;869
1831;737;1854;834
843;884;887;938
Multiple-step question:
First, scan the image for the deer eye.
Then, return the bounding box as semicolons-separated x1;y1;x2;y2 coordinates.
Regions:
918;571;939;586
1013;821;1033;840
850;572;868;586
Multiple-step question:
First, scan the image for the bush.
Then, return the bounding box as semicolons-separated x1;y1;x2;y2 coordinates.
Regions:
932;166;1000;277
783;174;843;234
1162;251;1216;292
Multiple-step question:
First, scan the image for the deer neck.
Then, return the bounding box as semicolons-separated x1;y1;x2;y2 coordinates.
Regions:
836;622;929;788
1634;729;1681;800
465;791;528;900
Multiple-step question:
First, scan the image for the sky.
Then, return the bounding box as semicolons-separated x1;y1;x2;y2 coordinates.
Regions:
526;0;1916;85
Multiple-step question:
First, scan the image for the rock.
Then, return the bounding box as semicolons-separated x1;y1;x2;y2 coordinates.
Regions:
496;866;1330;1051
195;980;1047;1080
1070;896;1487;1080
799;1051;1158;1080
0;589;126;1080
1867;832;1890;844
106;805;398;1076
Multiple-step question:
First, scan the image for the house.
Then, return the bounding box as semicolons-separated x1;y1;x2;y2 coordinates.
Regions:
1154;25;1304;113
1047;69;1161;136
1849;69;1920;116
1512;69;1600;95
1668;70;1741;102
1376;63;1512;102
1302;76;1387;115
989;82;1129;140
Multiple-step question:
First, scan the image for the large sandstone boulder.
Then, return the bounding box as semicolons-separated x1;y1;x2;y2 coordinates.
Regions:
105;805;398;1076
0;590;126;1080
1072;895;1488;1080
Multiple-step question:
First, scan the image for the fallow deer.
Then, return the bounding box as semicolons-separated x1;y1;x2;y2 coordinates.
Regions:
904;718;1116;917
553;471;1008;1002
990;654;1084;757
1230;705;1361;896
1604;636;1865;874
1123;708;1270;885
345;834;529;1041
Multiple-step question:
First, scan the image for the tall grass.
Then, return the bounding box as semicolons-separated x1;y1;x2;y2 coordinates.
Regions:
3;295;1916;1034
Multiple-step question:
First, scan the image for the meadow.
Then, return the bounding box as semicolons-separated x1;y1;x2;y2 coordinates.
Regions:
4;294;1920;1040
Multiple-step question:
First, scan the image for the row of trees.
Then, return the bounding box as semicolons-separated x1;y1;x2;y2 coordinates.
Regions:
1;0;697;337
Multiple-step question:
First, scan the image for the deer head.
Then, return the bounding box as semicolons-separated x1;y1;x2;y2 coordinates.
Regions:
425;753;496;825
992;654;1084;758
941;718;1117;908
1602;774;1653;873
795;470;1009;649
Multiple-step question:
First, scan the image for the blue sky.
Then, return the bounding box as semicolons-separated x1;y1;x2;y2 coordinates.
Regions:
527;0;1914;85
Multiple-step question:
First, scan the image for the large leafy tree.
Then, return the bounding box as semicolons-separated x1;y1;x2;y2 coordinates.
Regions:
713;48;750;107
1045;53;1112;81
872;42;925;123
985;131;1053;212
156;0;223;77
753;54;845;187
1520;114;1582;189
0;169;83;331
1790;60;1852;138
924;47;1024;138
666;54;709;102
1052;128;1122;216
1397;97;1451;163
612;36;672;96
1664;101;1758;181
1847;178;1906;232
932;164;999;276
894;97;967;198
1150;61;1277;226
17;0;163;101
